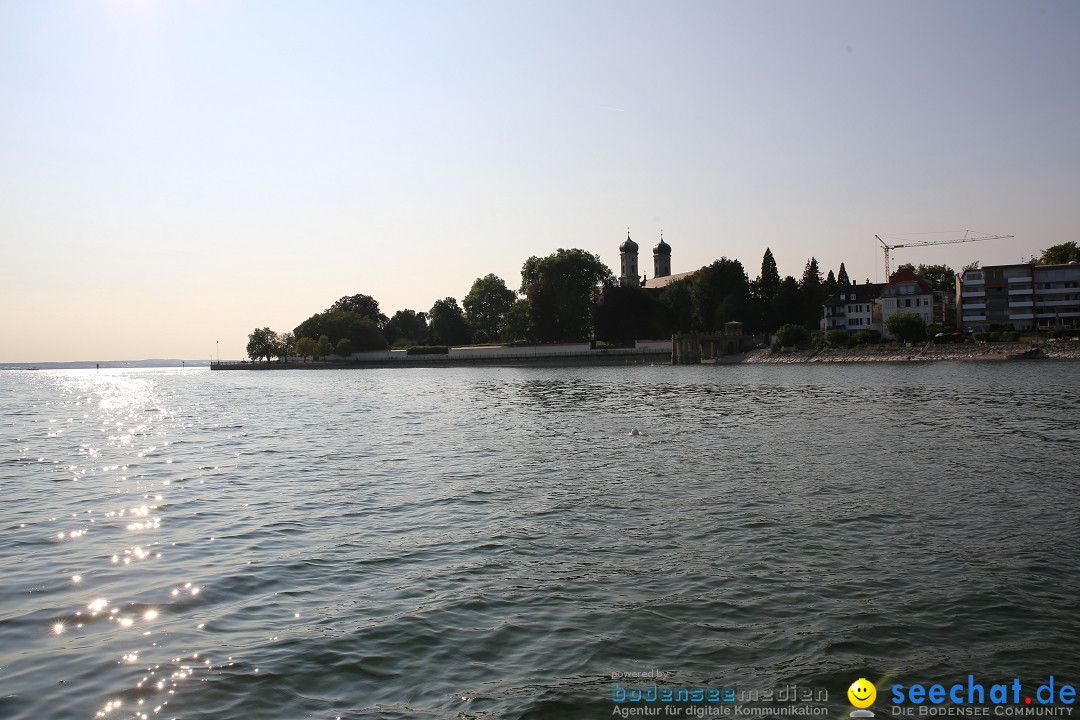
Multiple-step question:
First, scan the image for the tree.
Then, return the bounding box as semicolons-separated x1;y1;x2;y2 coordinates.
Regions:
906;263;957;293
328;294;388;328
383;310;428;347
756;248;781;304
294;310;389;352
246;327;278;363
520;248;614;342
799;258;825;329
772;276;803;330
335;338;353;357
594;286;661;344
499;299;530;343
428;297;471;346
1035;241;1080;265
463;274;517;343
837;262;851;288
657;277;695;333
314;335;334;360
275;332;295;362
824;270;838;298
690;258;751;332
294;336;316;362
885;312;927;344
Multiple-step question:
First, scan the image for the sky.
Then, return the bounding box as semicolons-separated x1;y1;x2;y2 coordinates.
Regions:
2;0;1079;362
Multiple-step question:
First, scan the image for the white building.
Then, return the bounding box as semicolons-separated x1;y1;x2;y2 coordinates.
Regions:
880;268;940;338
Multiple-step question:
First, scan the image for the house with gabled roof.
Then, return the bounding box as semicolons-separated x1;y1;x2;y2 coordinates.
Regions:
880;268;952;338
822;281;885;334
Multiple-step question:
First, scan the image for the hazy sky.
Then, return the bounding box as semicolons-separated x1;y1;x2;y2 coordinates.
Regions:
2;0;1078;362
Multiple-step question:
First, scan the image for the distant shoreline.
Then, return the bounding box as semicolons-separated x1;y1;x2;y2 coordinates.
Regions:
744;339;1080;364
8;341;1078;371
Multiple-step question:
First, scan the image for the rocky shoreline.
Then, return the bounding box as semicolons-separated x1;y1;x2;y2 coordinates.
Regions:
743;339;1080;363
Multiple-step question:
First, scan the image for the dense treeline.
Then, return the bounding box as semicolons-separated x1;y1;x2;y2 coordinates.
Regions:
245;247;864;361
245;241;1080;361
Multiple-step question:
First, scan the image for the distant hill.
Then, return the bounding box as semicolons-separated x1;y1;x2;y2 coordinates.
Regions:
0;359;211;371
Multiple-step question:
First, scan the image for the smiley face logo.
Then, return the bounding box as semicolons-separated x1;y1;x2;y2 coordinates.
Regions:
848;678;876;708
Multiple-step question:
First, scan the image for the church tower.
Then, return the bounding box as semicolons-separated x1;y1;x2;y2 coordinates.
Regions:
653;233;671;278
619;232;640;288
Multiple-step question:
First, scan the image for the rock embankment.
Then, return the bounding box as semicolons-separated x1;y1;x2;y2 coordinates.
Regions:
744;339;1080;363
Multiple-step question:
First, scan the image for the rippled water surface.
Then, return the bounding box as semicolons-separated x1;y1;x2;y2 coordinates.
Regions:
1;364;1078;719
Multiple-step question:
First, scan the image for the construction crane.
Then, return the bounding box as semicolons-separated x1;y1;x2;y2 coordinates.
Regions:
876;230;1014;278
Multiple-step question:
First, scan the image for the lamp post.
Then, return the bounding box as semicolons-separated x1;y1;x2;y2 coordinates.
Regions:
216;340;219;365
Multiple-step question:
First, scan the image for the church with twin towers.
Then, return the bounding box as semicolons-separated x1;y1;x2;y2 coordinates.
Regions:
617;231;692;289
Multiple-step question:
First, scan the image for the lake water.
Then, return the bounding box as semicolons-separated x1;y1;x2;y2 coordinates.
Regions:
1;363;1078;720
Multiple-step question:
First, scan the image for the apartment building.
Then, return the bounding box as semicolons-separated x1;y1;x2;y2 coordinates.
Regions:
957;262;1080;331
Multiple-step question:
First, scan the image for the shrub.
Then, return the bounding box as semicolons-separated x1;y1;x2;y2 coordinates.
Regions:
988;332;1002;342
884;312;927;344
851;330;874;346
1001;331;1020;342
973;332;990;342
825;329;851;348
775;324;811;348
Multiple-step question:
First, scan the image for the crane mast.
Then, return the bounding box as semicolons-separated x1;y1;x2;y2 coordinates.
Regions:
876;231;1014;277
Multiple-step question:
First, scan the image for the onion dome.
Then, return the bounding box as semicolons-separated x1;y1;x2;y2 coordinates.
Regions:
620;233;638;253
654;236;671;256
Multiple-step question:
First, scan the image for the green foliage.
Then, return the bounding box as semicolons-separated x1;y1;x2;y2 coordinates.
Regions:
499;299;530;343
276;332;295;362
383;310;428;347
913;264;957;293
772;276;803;330
824;270;837;298
294;336;316;361
989;332;1002;342
1035;241;1080;265
825;329;850;347
428;297;471;346
594;286;661;344
885;312;927;343
294;310;389;352
328;294;388;328
463;274;517;343
851;330;876;346
775;324;811;348
246;327;278;363
335;338;353;357
406;345;449;355
799;258;824;329
520;248;614;342
690;258;751;332
657;277;695;332
973;332;990;342
756;248;781;305
314;335;334;360
837;262;851;288
1002;331;1020;342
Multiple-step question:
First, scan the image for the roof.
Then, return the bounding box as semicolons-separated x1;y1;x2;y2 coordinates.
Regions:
886;268;935;294
642;269;697;289
823;283;885;307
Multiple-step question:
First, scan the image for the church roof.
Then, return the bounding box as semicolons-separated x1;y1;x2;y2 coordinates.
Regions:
619;233;638;253
653;237;671;256
642;269;697;289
